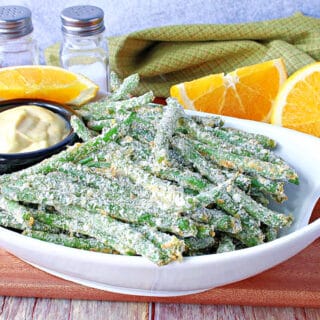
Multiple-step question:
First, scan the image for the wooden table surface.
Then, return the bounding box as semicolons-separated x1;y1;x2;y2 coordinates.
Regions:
0;297;320;320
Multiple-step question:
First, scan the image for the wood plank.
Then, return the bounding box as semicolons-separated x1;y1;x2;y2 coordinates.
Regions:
0;201;319;307
153;304;320;320
0;296;150;320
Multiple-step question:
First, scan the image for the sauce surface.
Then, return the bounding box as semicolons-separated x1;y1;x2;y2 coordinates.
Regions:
0;105;69;153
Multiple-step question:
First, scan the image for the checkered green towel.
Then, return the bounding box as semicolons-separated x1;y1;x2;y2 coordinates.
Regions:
45;13;320;97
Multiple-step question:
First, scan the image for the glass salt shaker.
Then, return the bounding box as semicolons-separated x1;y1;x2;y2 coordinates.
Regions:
60;5;109;94
0;5;39;67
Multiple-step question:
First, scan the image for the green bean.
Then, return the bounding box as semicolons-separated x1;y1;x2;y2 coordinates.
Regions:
191;114;224;128
109;71;122;92
152;97;184;168
212;126;277;149
190;208;242;234
70;115;94;142
227;184;293;228
193;138;299;184
263;225;279;242
27;209;183;265
109;73;140;101
217;235;236;253
79;91;154;121
24;230;118;253
0;195;30;228
0;208;24;230
184;236;215;252
179;117;281;163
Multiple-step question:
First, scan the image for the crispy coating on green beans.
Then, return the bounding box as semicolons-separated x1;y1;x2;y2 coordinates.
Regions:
0;72;297;265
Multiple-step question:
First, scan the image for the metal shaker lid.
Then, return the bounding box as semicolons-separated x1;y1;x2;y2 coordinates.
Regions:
0;6;33;39
61;5;105;36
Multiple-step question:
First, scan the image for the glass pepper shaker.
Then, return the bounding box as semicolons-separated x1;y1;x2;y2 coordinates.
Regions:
60;5;110;94
0;5;39;67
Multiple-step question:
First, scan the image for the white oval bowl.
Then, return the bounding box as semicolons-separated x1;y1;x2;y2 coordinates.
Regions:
1;111;319;296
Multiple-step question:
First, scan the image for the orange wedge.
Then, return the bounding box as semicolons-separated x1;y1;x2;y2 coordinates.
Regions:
0;65;98;106
170;59;287;122
271;62;320;137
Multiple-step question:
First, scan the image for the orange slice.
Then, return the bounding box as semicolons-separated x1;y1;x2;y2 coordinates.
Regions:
170;59;287;122
271;62;320;137
0;65;98;106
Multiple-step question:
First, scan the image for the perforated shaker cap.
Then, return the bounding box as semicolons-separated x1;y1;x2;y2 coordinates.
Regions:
61;5;105;36
0;6;33;39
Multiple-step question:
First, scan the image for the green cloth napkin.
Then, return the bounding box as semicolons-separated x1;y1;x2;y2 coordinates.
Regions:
45;13;320;97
